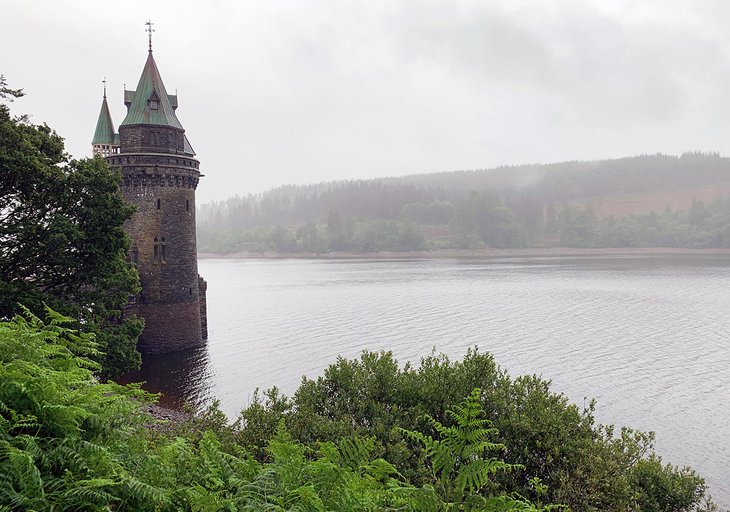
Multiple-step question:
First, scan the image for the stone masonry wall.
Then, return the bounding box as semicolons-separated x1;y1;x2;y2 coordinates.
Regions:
198;275;208;340
109;124;206;353
137;301;203;353
120;125;186;155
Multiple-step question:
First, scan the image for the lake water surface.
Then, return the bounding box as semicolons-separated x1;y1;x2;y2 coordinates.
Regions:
123;255;730;505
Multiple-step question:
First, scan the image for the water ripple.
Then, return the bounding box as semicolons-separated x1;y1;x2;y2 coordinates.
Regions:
129;256;730;506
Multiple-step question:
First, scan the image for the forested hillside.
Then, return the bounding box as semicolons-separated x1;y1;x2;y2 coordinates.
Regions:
198;152;730;253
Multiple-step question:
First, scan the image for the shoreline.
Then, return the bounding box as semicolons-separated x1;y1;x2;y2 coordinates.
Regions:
198;247;730;260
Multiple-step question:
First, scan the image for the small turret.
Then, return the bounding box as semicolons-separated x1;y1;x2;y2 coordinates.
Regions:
92;79;119;157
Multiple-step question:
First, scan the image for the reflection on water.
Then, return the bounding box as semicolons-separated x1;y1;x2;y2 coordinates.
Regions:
118;344;214;411
120;254;730;505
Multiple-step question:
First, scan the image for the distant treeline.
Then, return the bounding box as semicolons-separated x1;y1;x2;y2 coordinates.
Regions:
198;152;730;253
556;197;730;248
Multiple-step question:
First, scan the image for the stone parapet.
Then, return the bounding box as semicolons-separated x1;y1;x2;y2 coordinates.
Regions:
107;153;200;189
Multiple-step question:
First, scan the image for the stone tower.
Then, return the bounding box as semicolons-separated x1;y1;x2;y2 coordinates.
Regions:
92;42;208;353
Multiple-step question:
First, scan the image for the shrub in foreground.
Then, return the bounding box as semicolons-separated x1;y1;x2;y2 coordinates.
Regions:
1;310;559;511
235;350;714;511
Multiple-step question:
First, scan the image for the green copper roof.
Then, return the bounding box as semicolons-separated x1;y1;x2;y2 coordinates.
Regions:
120;51;183;129
92;96;117;145
183;135;195;156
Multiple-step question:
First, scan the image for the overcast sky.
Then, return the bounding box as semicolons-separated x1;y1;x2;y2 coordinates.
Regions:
3;0;730;203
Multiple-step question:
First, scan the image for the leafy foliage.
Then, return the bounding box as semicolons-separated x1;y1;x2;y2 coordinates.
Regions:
399;389;519;505
235;350;716;512
0;309;154;510
0;89;142;378
0;75;23;101
1;310;566;511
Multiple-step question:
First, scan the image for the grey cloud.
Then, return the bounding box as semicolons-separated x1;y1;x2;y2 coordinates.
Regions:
3;0;730;202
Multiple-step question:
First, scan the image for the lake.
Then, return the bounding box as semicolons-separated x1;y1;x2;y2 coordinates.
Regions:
123;255;730;505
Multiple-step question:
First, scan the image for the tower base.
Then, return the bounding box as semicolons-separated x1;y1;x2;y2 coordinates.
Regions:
136;300;204;354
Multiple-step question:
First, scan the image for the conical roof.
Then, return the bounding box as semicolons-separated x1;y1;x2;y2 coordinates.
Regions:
92;96;117;145
120;51;183;129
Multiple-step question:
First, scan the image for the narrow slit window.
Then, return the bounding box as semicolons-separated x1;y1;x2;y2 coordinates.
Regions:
161;237;167;262
156;198;161;210
186;200;189;212
153;237;159;260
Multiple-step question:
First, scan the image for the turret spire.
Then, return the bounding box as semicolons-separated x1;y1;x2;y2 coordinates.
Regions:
120;49;184;130
92;79;119;156
145;20;155;52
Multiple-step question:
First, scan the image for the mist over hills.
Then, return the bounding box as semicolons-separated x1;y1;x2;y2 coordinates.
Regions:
384;151;729;195
198;152;730;253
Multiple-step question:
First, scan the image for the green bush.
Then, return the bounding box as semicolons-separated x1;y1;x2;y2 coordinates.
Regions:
236;349;714;512
1;310;560;511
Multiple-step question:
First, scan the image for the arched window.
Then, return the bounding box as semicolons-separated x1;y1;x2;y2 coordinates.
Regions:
153;237;159;260
130;245;139;267
161;237;167;262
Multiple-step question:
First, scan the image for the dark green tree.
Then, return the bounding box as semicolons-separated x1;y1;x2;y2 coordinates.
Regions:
0;84;142;378
0;75;23;102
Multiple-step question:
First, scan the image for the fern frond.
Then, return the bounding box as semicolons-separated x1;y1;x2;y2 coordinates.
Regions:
284;483;325;510
455;458;510;494
61;480;118;508
240;467;280;502
122;476;168;507
2;445;44;499
41;304;74;327
336;436;375;470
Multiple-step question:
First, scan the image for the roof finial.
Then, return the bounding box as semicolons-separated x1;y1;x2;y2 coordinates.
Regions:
102;77;107;99
145;20;155;52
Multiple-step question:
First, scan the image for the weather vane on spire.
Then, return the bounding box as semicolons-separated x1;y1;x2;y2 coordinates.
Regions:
145;20;155;52
102;77;107;99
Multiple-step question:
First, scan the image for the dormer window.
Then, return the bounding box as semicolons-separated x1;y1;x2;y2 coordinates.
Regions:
148;89;161;111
